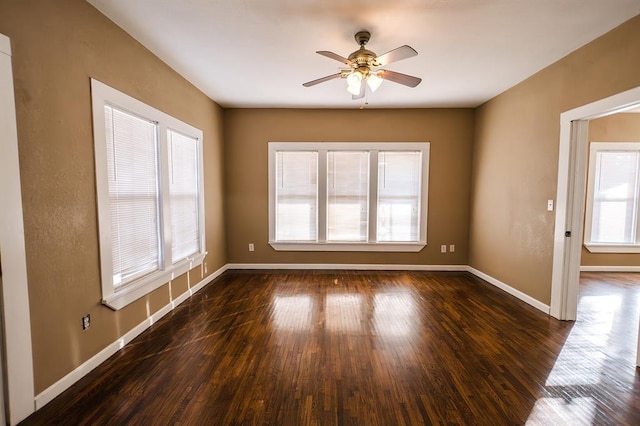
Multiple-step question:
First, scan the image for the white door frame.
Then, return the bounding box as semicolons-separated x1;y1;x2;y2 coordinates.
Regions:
0;33;36;424
550;85;640;364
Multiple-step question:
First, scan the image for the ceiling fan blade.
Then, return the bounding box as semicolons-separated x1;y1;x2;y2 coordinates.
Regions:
303;73;342;87
375;45;418;66
378;69;422;88
352;79;366;100
316;51;353;66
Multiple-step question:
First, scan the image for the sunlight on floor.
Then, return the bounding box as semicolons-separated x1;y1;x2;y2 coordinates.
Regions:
526;397;596;425
272;295;313;331
325;294;364;332
545;295;621;387
527;291;625;424
373;292;416;338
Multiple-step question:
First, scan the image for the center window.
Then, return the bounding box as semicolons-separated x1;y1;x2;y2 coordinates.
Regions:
268;142;429;252
327;151;370;242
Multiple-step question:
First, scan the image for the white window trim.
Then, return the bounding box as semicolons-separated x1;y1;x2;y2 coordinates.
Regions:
584;244;640;253
584;141;640;253
268;142;429;252
91;79;206;310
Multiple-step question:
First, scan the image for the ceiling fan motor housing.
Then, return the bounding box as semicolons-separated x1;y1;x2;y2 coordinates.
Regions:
348;53;376;77
348;31;377;75
354;30;371;46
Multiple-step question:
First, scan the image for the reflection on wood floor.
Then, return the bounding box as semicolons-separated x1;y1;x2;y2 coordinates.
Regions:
527;272;640;425
21;271;640;425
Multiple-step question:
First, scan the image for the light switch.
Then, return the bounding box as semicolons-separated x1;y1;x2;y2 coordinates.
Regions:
547;200;554;211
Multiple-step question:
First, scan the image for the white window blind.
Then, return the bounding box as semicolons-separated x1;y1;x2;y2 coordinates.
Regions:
327;151;369;241
275;151;318;241
93;79;206;310
168;129;201;262
591;150;640;244
105;105;160;287
377;151;421;242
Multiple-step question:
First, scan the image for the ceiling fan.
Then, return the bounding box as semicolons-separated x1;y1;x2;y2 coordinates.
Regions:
303;30;422;100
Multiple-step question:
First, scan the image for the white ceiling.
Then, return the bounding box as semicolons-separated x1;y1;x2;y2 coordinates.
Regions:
87;0;640;109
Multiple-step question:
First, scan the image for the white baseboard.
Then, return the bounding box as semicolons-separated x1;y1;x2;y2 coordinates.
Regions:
227;263;549;314
33;262;548;412
466;267;550;314
33;264;227;410
580;265;640;272
226;263;468;271
227;263;550;314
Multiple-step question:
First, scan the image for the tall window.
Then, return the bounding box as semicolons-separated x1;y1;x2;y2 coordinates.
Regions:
168;130;202;262
584;142;640;252
92;79;206;310
275;151;318;241
268;142;429;252
105;106;160;287
327;151;369;242
377;151;421;242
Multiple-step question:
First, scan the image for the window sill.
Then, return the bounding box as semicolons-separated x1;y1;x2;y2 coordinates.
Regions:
102;253;205;310
585;244;640;254
269;241;426;252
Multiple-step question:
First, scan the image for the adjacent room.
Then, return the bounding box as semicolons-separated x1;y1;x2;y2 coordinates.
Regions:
1;0;640;424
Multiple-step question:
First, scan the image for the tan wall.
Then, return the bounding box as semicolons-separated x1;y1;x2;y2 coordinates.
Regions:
224;109;474;265
470;14;640;305
4;0;639;398
581;113;640;267
0;0;226;393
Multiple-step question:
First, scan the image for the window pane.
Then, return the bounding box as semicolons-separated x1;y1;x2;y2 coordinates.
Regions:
168;130;200;262
377;151;421;242
105;105;160;287
327;151;369;241
591;151;639;244
275;151;318;241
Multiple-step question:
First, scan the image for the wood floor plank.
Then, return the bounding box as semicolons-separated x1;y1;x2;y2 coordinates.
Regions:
20;270;640;425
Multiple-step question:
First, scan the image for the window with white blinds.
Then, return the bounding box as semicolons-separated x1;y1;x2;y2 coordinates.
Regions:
275;151;318;241
584;142;640;252
92;79;205;310
168;130;201;262
377;151;421;242
105;106;160;287
268;142;429;252
327;151;369;241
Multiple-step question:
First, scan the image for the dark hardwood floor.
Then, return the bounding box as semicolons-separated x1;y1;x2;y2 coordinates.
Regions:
20;270;640;425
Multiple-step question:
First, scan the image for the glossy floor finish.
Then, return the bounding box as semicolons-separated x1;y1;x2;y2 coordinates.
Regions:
21;271;640;425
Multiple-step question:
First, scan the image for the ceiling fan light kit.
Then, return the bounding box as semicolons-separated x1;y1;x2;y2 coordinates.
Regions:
346;72;363;95
303;30;421;101
367;71;383;92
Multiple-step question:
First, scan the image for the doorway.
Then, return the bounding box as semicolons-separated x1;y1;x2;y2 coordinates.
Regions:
549;84;640;366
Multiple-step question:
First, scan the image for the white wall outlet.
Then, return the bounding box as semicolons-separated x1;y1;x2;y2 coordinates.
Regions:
248;243;255;252
547;200;554;211
82;314;90;330
449;244;455;253
440;244;447;253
